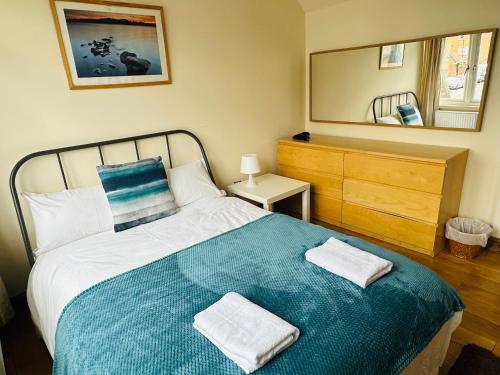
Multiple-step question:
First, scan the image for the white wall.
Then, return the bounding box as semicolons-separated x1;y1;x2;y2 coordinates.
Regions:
306;0;500;236
0;0;305;295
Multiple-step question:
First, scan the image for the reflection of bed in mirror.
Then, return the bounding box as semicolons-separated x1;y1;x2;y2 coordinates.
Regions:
372;91;420;126
310;28;497;131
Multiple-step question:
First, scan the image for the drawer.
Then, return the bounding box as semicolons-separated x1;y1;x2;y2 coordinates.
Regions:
344;153;445;194
342;202;437;251
278;144;343;175
343;178;441;223
278;165;342;200
312;194;342;224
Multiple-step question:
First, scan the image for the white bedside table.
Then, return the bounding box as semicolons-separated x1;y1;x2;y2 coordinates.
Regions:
227;173;310;222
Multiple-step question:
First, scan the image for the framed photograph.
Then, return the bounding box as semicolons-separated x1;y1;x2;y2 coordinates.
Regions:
379;43;405;69
50;0;172;89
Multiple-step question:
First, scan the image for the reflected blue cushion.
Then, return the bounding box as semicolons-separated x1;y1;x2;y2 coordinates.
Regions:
397;104;424;125
97;156;177;232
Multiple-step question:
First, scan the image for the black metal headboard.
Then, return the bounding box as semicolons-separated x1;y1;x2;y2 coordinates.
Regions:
10;129;214;267
372;91;419;122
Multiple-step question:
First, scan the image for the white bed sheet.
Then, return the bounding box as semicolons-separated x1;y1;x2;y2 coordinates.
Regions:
27;196;460;374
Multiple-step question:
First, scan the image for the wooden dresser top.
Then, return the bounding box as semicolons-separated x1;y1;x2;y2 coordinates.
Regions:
279;134;468;164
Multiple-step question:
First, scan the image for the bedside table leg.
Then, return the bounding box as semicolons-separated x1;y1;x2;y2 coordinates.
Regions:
263;202;274;212
302;188;310;222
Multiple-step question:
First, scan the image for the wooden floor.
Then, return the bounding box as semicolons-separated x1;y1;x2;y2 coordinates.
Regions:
0;223;499;374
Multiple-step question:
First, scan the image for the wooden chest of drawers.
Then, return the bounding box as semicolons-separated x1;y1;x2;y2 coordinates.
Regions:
277;135;468;256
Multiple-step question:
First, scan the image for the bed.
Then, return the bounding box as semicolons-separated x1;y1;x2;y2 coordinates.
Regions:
10;130;463;374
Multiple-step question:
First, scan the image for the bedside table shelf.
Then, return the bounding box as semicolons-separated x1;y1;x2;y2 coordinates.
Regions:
227;174;310;222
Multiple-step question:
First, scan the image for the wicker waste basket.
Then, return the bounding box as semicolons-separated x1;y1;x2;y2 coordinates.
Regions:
445;217;493;259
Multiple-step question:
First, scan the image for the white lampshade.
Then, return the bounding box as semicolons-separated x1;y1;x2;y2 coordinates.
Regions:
240;154;260;175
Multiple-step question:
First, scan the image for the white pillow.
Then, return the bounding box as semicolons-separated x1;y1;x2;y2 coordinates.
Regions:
22;185;114;254
376;115;402;125
167;160;225;207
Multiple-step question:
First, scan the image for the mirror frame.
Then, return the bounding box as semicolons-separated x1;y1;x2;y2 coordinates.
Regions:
309;28;498;132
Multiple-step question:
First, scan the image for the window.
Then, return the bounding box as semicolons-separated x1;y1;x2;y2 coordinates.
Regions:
439;32;492;110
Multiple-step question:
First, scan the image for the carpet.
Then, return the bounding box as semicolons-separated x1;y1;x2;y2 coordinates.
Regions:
449;344;500;375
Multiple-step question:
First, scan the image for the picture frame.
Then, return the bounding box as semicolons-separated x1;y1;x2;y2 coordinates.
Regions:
49;0;172;89
379;43;405;69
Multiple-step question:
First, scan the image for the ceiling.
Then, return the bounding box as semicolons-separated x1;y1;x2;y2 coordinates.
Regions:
297;0;351;12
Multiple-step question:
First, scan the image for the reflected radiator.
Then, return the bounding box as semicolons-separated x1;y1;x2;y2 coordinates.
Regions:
435;110;478;129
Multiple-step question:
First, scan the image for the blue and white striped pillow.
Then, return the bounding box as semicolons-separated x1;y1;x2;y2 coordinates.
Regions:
396;104;424;126
97;157;177;232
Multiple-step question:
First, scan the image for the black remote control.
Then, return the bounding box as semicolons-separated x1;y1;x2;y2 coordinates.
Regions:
292;132;310;141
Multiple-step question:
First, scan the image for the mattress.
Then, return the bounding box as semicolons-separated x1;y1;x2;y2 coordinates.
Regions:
27;196;460;374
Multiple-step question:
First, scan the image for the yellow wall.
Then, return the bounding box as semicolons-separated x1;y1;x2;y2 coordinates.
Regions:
311;41;421;121
0;0;305;295
306;0;500;236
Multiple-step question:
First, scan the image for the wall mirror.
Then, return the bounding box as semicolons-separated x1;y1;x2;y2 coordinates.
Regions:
310;29;497;131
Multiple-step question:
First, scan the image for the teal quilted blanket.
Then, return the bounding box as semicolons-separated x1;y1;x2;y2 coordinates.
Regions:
53;214;464;374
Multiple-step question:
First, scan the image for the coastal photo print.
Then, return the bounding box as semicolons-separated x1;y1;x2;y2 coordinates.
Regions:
50;0;171;89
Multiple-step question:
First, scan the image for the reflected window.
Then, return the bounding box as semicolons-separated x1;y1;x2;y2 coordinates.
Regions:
439;33;491;109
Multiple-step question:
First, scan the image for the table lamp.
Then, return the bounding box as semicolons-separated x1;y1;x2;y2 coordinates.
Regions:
240;154;260;187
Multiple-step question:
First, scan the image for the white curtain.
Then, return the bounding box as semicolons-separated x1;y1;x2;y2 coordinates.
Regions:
0;276;12;374
0;276;13;327
418;38;445;125
0;340;5;375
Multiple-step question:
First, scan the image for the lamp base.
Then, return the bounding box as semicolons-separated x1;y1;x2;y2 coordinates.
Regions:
245;174;257;188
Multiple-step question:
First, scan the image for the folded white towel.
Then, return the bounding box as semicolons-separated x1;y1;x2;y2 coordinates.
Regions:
305;237;393;288
193;292;299;374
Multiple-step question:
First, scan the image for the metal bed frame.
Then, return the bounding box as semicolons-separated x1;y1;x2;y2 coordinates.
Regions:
372;91;420;122
9;129;214;267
